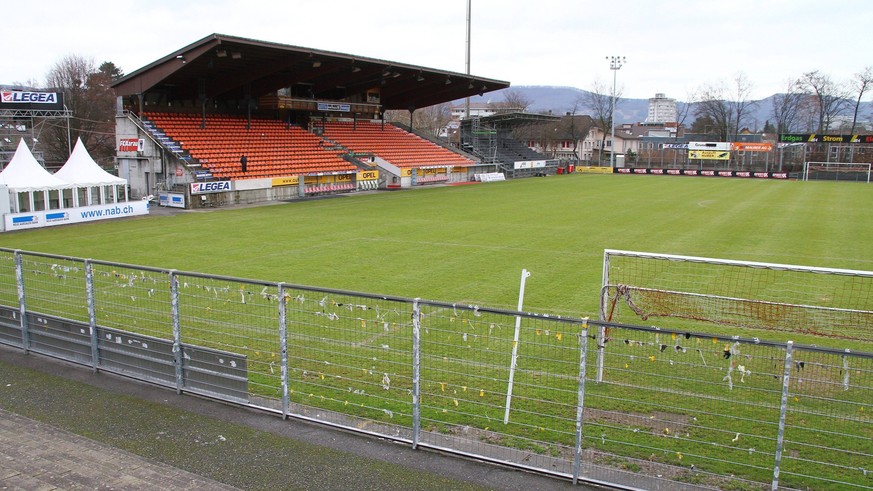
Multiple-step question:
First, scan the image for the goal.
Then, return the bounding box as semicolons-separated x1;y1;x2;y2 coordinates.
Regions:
600;249;873;341
803;161;871;183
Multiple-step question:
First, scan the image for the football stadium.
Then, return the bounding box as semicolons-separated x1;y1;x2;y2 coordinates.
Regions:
1;33;872;491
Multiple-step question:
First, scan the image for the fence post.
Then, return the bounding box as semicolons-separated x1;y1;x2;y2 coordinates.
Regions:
278;283;289;420
13;250;30;353
595;324;607;383
573;318;590;485
169;270;183;394
85;260;99;372
772;340;794;491
412;298;421;450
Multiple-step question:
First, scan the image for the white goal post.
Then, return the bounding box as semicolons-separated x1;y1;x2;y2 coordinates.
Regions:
803;161;871;183
600;249;873;340
596;249;873;382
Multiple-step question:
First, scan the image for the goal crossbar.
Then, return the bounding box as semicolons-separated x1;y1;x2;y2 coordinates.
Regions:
803;161;871;183
601;249;873;340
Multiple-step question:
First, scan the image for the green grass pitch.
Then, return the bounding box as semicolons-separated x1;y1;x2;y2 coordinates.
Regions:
5;173;871;322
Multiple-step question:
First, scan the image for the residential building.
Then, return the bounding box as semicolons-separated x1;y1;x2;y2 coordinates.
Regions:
646;93;677;124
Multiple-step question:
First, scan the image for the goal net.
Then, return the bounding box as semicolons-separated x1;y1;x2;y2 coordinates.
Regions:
803;161;871;183
600;250;873;341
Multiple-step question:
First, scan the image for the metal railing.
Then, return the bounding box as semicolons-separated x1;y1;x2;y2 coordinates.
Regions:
1;248;870;490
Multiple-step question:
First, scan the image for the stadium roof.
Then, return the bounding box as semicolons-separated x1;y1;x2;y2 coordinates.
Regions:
460;112;560;129
112;33;511;111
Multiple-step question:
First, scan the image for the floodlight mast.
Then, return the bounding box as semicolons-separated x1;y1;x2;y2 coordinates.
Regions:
606;56;626;168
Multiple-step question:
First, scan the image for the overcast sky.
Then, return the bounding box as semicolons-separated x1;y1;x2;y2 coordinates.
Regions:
4;0;872;102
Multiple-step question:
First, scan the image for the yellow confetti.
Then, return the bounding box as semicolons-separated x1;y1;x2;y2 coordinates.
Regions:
664;427;670;434
450;317;455;323
479;389;485;397
361;319;366;328
556;332;563;341
671;332;677;340
344;400;349;406
625;363;629;368
462;386;467;392
535;329;542;336
255;351;260;356
319;373;324;380
453;399;458;406
649;355;656;362
677;452;683;460
712;338;718;344
440;382;447;392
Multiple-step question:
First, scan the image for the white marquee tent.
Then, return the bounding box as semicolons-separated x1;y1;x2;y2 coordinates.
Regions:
1;138;146;232
55;137;128;206
0;139;72;213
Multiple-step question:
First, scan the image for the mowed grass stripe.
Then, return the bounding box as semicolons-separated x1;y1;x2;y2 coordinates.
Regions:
3;174;871;318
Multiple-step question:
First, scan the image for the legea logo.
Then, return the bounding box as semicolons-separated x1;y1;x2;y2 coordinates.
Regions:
1;91;59;103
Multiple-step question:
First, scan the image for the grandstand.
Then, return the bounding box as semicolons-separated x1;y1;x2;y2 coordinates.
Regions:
459;112;561;177
318;120;475;186
142;113;358;181
111;34;510;208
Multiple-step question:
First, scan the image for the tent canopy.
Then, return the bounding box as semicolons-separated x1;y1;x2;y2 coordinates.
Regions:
0;139;72;192
54;138;126;187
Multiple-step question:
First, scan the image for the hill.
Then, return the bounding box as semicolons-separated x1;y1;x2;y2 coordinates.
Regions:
466;86;872;130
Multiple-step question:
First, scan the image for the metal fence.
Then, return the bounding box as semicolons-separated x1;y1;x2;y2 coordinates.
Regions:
1;248;871;491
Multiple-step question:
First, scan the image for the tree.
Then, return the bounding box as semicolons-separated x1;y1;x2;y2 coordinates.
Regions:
728;73;758;141
583;79;621;163
771;78;807;134
797;70;850;133
693;73;758;142
692;82;731;141
385;102;453;138
496;89;532;113
42;55;122;168
849;66;873;135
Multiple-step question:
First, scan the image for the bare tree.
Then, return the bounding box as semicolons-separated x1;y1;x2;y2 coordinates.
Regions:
42;55;121;167
583;79;621;163
797;70;850;133
693;74;758;142
674;92;695;140
385;102;453;138
771;78;807;134
729;73;758;137
849;66;873;135
692;82;731;141
497;89;533;113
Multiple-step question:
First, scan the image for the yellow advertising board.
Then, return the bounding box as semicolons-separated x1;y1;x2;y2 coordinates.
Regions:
335;173;353;182
271;176;300;187
574;166;613;174
689;150;730;160
357;170;379;181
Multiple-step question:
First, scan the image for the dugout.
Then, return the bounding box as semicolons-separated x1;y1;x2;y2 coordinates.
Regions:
112;33;509;207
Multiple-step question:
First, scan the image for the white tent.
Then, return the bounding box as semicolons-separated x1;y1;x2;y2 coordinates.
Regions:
0;139;72;213
55;137;126;186
0;139;71;192
54;138;127;207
